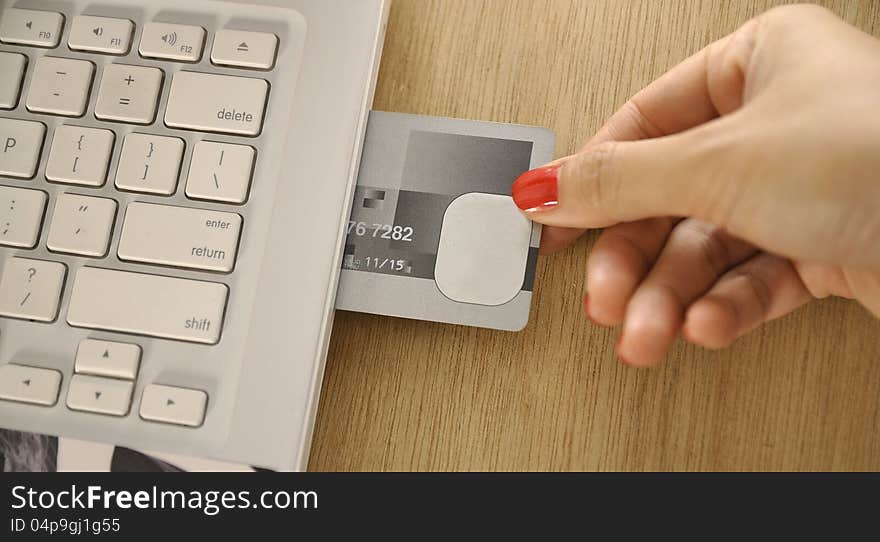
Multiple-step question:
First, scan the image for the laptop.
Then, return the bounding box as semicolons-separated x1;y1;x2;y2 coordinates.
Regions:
0;0;389;471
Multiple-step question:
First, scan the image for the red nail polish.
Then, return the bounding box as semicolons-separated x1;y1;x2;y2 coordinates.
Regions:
512;165;559;212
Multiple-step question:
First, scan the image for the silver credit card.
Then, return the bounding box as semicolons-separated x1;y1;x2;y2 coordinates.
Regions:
334;111;555;331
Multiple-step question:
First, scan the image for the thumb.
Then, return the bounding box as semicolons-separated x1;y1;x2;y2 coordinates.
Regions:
512;122;736;229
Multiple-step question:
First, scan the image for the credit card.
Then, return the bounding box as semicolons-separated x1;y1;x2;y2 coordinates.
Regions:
334;111;555;331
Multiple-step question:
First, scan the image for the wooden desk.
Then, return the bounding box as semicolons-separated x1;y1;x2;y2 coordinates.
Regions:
309;0;880;471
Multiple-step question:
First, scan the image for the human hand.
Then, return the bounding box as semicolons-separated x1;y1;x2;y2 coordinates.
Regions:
511;5;880;366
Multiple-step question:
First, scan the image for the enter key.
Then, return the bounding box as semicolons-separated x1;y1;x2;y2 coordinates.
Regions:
117;202;242;273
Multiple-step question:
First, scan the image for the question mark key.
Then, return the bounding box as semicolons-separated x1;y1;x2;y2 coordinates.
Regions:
0;257;67;321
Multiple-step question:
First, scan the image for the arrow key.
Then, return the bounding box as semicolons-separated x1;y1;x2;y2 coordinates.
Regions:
140;384;207;427
74;338;140;380
0;363;61;406
66;374;133;416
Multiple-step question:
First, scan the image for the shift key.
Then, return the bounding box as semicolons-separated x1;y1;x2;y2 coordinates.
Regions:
68;267;228;344
118;202;242;273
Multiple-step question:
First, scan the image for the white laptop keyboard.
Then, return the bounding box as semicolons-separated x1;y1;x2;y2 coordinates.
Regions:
0;4;297;427
0;0;386;470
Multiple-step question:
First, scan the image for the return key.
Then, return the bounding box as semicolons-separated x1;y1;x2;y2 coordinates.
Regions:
118;202;242;273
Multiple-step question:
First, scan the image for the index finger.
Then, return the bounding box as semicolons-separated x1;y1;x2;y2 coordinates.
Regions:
538;28;752;252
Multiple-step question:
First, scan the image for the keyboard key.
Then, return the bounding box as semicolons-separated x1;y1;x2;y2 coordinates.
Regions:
66;374;134;416
26;57;95;117
211;29;278;70
0;52;26;109
95;64;163;124
118;202;242;272
185;141;255;203
68;15;134;55
46;125;115;186
0;8;64;48
0;364;61;406
47;193;117;257
140;384;207;427
164;71;268;136
139;22;205;62
0;118;45;179
0;186;47;248
67;267;228;344
75;339;141;380
115;133;184;195
0;257;66;322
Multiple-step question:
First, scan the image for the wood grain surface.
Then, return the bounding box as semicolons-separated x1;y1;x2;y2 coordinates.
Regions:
309;0;880;471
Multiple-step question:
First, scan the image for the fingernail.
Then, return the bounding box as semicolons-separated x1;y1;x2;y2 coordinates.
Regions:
512;165;559;212
615;334;633;366
583;294;595;323
681;324;695;344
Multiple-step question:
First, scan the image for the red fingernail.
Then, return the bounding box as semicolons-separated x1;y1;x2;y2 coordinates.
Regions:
512;165;559;212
